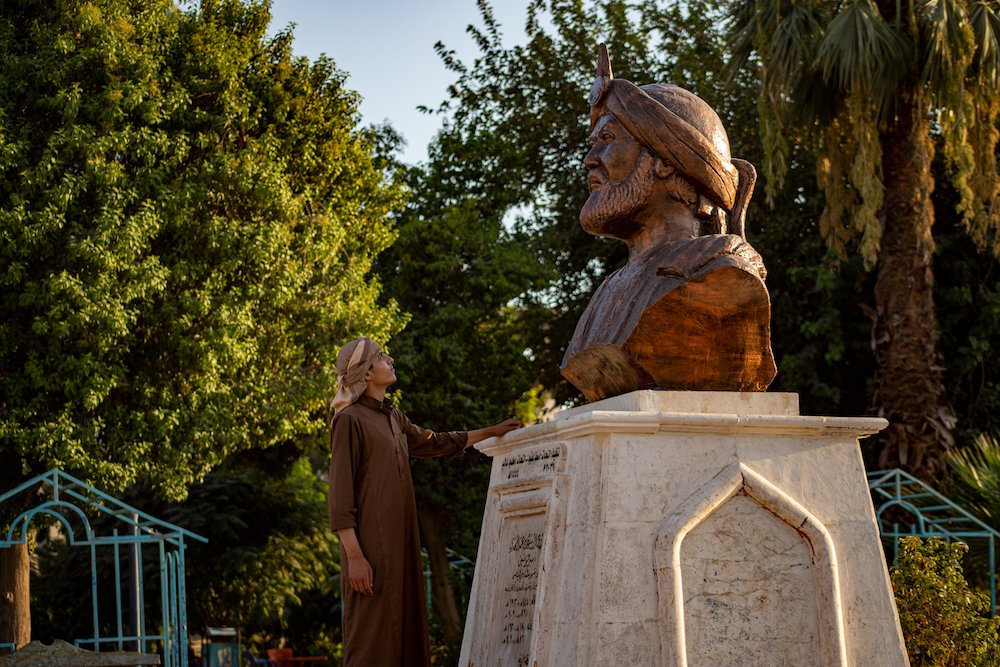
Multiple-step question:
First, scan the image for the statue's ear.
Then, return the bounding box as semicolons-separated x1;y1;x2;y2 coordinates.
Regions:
652;156;674;179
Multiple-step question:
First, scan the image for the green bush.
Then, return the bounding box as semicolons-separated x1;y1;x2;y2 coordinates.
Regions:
891;536;1000;666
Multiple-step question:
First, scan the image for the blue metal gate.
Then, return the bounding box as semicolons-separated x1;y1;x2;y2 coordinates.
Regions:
869;468;999;615
0;469;206;667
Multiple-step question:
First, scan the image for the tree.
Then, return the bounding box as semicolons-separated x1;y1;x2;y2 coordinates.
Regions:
728;0;1000;480
0;0;404;646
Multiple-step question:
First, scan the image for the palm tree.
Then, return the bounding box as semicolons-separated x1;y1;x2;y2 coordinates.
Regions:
729;0;1000;481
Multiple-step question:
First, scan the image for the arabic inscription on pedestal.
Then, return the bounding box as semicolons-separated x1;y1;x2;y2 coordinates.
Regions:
492;512;546;667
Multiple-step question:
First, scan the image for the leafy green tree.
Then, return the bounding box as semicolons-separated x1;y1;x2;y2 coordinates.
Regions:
161;457;337;640
729;0;1000;480
891;536;1000;666
0;0;403;645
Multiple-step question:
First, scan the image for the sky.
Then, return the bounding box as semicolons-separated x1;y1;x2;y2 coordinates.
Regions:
267;0;534;165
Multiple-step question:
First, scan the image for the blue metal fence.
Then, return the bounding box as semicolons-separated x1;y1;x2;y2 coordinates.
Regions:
868;467;1000;615
0;469;206;667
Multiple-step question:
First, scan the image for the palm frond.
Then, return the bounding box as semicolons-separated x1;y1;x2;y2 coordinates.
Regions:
817;0;910;99
789;62;842;126
727;1;832;197
817;119;855;260
767;4;823;86
725;0;760;80
917;0;975;95
916;1;1000;252
947;433;1000;530
969;1;1000;87
816;92;884;268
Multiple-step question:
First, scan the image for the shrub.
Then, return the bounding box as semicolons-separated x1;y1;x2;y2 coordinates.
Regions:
891;536;1000;666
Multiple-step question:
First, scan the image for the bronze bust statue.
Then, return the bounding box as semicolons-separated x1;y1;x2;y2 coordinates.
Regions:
561;44;776;402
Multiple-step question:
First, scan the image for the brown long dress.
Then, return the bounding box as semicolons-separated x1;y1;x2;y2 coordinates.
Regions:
328;394;467;667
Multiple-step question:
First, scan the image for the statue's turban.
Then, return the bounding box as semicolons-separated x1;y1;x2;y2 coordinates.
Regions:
589;44;756;238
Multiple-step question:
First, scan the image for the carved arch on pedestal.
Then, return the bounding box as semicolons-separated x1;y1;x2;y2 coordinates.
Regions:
652;461;847;667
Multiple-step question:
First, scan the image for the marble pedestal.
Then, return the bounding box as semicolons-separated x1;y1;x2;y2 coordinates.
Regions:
459;391;908;667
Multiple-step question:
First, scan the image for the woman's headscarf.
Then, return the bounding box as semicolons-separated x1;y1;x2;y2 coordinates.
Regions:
332;337;383;412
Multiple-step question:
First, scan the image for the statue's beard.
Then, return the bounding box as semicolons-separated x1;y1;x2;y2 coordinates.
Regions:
580;158;656;238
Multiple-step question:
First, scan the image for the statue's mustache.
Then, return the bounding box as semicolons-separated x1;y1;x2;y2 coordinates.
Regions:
587;169;608;190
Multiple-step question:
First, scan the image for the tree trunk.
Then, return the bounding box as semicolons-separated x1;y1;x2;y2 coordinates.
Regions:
417;503;463;651
872;83;956;481
0;544;30;649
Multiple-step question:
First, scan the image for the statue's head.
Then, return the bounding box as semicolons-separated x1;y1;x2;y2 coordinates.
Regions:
581;45;755;242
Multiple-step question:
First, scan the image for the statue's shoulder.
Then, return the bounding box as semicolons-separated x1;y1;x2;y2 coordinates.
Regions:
657;234;766;282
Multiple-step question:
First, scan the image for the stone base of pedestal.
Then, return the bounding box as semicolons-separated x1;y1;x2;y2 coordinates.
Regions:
0;640;161;666
459;391;908;667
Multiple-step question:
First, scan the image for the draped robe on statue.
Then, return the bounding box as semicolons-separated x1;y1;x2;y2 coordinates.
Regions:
328;394;467;667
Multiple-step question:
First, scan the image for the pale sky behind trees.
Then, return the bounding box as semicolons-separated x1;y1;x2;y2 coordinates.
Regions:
268;0;533;165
